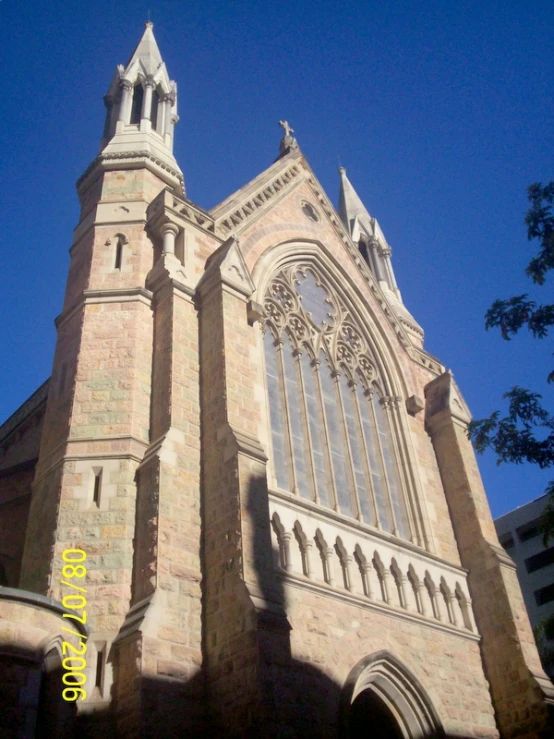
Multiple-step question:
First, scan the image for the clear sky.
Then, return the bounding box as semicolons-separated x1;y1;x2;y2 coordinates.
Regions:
0;0;552;518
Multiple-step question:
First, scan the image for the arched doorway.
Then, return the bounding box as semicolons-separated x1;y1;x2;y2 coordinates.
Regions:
350;688;404;738
340;651;444;739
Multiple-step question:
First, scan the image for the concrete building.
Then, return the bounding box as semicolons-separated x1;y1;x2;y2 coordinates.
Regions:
0;23;553;738
496;495;554;675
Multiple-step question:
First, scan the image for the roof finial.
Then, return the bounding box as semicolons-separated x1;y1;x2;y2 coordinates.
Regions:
146;10;153;28
278;120;299;157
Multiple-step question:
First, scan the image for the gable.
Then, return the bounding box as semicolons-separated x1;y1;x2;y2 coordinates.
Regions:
206;150;443;386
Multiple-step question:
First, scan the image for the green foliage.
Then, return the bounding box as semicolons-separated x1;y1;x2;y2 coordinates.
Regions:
468;182;554;540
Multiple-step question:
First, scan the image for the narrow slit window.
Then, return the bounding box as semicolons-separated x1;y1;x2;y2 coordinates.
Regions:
93;469;102;507
95;646;105;689
115;237;123;269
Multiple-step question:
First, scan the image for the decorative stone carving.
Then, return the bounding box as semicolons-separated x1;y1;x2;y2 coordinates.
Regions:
278;119;299;155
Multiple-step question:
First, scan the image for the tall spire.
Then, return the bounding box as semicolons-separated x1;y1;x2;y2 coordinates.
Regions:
337;166;425;341
338;167;401;302
338;166;372;233
99;23;184;193
124;21;164;73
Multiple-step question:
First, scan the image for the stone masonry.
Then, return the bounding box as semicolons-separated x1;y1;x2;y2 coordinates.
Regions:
0;23;553;739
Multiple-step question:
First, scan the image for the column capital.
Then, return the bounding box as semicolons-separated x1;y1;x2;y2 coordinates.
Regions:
160;221;180;238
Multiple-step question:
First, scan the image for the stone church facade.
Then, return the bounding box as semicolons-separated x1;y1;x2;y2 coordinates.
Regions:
0;23;553;738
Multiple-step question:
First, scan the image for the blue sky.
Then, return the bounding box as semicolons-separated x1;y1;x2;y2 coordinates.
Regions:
0;0;552;517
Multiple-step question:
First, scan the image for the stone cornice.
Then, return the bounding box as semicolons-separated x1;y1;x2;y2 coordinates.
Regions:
77;149;184;197
212;157;303;239
33;435;149;485
55;287;153;330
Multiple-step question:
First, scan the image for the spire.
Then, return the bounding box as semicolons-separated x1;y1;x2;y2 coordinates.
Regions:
98;23;184;193
337;167;402;302
124;21;164;74
338;166;372;234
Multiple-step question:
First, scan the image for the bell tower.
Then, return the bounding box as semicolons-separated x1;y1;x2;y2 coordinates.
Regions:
18;23;204;724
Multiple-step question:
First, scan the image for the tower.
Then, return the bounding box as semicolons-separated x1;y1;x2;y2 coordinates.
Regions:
1;23;553;739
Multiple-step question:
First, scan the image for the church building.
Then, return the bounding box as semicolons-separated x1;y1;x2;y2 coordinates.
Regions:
1;23;553;738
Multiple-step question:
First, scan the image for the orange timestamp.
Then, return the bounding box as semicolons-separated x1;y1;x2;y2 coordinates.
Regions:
60;548;89;701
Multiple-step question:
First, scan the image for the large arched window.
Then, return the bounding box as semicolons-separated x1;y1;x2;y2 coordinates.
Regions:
263;263;411;541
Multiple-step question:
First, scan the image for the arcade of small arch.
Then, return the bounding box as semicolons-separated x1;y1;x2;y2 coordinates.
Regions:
271;511;475;633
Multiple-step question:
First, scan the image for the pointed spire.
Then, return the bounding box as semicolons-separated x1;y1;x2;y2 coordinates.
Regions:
97;24;184;193
337;167;404;304
124;21;164;76
338;167;372;234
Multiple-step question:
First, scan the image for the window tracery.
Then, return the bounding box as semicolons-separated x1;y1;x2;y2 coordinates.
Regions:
263;263;412;541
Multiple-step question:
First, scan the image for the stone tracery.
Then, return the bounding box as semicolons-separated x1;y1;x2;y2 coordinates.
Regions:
263;262;412;540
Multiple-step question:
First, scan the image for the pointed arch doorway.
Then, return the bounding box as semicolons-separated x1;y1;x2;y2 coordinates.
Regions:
340;651;445;739
350;688;404;738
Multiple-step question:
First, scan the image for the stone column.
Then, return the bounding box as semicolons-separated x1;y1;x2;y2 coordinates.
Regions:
141;77;155;131
281;532;293;573
164;92;177;151
399;575;412;611
381;568;392;604
447;593;459;626
368;237;386;282
433;587;444;621
324;546;336;586
425;371;554;738
161;222;179;256
303;539;314;579
360;561;374;599
343;554;354;592
102;94;114;141
415;581;430;617
119;80;133;125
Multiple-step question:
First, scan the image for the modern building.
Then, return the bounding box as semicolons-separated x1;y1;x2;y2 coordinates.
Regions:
0;23;553;738
496;495;554;674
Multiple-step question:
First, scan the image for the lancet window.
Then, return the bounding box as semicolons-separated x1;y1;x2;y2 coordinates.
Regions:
263;263;411;541
130;84;144;125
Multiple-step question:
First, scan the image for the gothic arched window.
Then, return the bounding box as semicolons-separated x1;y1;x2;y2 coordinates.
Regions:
263;263;411;541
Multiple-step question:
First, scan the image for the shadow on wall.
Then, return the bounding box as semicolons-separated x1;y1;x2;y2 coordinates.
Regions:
1;474;479;737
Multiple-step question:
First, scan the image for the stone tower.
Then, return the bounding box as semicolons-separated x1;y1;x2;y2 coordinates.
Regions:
0;24;553;739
